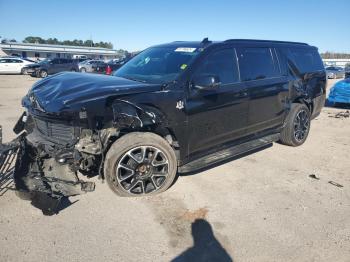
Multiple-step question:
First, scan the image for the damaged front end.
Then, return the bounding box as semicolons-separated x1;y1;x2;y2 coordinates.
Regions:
1;101;163;215
0;112;113;215
0;73;168;214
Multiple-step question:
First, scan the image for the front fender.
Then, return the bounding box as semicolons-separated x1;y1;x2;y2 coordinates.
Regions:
112;100;166;130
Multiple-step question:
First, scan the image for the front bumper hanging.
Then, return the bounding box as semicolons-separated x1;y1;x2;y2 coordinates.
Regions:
0;125;21;196
0;119;95;215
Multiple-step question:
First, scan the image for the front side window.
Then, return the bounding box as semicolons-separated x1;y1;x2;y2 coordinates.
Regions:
237;47;280;81
114;46;200;84
193;48;239;85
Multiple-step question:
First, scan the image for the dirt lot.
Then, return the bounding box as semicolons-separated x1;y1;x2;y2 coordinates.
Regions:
0;75;349;262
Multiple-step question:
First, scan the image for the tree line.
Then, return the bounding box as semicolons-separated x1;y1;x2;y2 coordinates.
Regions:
1;36;114;49
321;52;350;59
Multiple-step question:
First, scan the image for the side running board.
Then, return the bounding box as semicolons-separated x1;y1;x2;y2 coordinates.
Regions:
179;133;280;173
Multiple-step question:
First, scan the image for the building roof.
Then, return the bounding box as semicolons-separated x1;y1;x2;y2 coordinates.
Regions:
0;42;118;55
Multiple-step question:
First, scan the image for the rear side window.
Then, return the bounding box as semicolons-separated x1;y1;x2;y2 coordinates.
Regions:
194;48;239;84
289;48;323;73
237;47;280;81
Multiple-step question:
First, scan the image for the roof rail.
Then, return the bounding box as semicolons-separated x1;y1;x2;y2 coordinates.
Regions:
224;39;308;46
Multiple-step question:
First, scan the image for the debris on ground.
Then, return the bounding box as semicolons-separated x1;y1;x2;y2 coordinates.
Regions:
328;110;350;119
309;174;320;180
328;181;344;188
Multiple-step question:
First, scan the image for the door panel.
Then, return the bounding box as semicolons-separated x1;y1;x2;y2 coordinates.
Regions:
236;47;288;135
0;59;8;73
13;60;24;73
186;84;249;154
245;77;289;134
6;60;18;73
185;48;249;156
50;59;61;74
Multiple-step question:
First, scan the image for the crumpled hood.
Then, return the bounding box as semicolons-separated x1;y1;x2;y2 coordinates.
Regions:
24;72;162;113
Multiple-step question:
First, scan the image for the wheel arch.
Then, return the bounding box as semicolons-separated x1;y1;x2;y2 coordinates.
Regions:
292;97;313;115
110;99;181;157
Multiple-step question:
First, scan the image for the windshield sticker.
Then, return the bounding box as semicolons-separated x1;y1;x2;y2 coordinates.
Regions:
175;47;196;53
180;64;187;70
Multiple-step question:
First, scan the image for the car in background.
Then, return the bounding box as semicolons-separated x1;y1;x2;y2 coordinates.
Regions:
23;58;78;78
78;60;106;73
345;66;350;78
105;59;128;75
0;57;36;74
326;66;345;79
328;78;350;105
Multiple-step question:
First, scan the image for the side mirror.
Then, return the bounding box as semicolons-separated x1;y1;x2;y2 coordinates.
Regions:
193;75;221;91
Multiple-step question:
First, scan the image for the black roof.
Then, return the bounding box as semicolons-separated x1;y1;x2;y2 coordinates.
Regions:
154;38;313;49
224;39;308;46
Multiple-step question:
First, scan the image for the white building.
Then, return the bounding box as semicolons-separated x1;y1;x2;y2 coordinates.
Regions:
322;59;350;68
0;42;121;61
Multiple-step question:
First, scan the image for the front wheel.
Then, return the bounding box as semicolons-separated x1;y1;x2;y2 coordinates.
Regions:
104;132;177;197
39;70;48;78
280;103;311;146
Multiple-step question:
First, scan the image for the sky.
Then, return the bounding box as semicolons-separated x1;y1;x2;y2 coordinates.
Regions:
0;0;349;52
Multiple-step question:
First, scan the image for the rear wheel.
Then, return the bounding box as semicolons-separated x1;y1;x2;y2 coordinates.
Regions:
39;70;48;78
280;103;311;146
21;68;28;75
80;67;86;73
104;132;177;197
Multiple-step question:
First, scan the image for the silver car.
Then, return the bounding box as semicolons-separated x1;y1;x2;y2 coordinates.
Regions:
326;66;345;79
78;60;106;73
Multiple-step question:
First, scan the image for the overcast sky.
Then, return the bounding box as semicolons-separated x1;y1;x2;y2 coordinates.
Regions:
0;0;349;52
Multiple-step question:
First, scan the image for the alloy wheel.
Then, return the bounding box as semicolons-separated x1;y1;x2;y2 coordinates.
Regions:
293;109;309;142
115;146;169;195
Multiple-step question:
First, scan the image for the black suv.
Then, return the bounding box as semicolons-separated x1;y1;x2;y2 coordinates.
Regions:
24;58;78;78
6;39;326;205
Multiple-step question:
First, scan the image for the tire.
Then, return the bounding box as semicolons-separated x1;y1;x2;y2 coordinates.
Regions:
21;68;28;75
39;70;48;78
104;132;177;197
80;67;86;73
280;103;311;147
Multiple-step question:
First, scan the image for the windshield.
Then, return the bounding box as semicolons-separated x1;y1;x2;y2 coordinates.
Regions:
114;46;200;84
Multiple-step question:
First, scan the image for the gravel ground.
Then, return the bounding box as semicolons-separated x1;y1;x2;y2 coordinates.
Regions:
0;75;349;262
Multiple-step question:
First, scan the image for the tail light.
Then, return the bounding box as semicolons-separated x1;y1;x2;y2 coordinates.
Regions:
106;65;112;75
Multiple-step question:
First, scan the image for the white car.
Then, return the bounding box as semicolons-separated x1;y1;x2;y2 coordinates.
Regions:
0;57;36;74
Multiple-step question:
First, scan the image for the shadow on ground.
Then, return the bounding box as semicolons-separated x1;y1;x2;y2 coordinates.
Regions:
171;219;233;262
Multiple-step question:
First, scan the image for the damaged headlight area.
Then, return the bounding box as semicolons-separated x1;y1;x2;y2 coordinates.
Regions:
0;112;118;215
